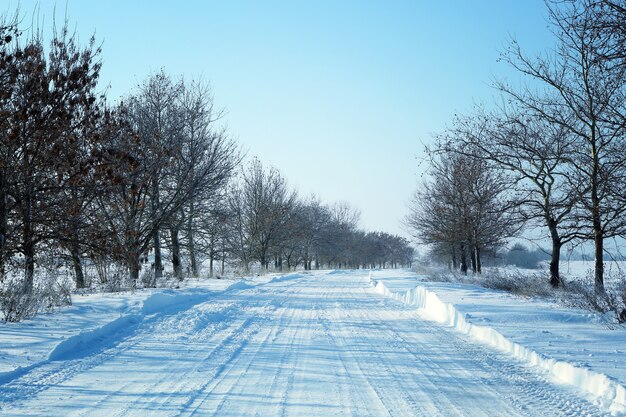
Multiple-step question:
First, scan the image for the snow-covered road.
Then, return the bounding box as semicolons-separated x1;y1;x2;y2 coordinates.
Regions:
0;270;610;416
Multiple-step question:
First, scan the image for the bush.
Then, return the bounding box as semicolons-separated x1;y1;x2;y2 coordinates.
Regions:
0;268;72;322
423;267;553;299
561;276;626;325
479;270;554;298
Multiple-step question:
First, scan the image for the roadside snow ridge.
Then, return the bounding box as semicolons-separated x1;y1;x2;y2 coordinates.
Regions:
370;272;626;415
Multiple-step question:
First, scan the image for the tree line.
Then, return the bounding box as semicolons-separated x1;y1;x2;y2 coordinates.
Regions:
406;0;626;294
223;164;414;274
0;17;413;320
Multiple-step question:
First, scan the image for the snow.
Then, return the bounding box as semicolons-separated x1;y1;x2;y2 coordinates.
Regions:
507;260;626;286
558;260;626;281
371;269;626;414
0;269;615;416
0;278;240;379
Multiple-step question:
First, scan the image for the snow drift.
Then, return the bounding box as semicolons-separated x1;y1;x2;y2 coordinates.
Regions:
0;278;250;385
370;273;626;415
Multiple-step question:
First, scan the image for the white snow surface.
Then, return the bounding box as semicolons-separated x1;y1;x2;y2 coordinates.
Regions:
0;269;616;416
371;269;626;415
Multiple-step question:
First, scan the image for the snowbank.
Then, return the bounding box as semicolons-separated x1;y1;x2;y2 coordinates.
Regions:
0;278;247;384
370;272;626;415
0;272;309;385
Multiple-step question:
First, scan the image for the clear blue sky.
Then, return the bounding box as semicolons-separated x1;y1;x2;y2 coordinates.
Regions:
5;1;554;237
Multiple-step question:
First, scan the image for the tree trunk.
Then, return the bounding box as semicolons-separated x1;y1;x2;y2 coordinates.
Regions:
23;237;35;295
151;174;163;283
170;227;183;281
209;244;214;277
70;240;85;289
129;250;140;288
590;132;604;294
470;245;477;273
22;185;35;295
594;225;604;294
0;171;6;279
187;203;198;277
547;221;562;287
475;246;482;274
459;243;468;275
152;228;162;284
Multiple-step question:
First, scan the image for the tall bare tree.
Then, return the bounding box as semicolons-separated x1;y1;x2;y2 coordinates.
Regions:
174;80;239;279
406;150;517;274
499;0;626;292
0;26;102;294
127;71;184;283
439;109;578;286
242;159;297;270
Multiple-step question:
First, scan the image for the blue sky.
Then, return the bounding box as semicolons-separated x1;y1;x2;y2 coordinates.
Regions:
5;1;554;237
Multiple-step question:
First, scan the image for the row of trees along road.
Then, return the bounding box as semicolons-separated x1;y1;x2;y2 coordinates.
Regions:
221;158;414;274
0;19;414;321
407;0;626;294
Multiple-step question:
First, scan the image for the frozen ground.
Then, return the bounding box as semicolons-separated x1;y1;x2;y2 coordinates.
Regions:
0;270;616;416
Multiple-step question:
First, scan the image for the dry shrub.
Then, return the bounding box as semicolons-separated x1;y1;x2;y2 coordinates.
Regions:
1;268;72;322
421;267;553;298
561;274;626;324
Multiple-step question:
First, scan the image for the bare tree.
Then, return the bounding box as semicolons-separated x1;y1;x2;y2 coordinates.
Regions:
224;181;254;272
0;20;20;279
498;0;626;292
174;80;239;279
318;202;361;269
439;109;578;286
406;150;517;274
243;159;297;269
0;25;102;294
48;29;103;290
127;71;184;283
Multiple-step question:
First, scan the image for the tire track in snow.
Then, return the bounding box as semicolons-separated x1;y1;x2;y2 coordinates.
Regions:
276;300;326;417
320;279;451;417
317;304;394;417
0;282;293;417
112;315;264;417
0;271;611;417
0;293;242;411
339;286;522;417
121;282;298;417
357;278;609;417
66;300;245;417
173;279;305;417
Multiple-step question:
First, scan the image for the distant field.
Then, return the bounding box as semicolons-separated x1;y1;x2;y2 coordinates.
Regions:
551;260;626;280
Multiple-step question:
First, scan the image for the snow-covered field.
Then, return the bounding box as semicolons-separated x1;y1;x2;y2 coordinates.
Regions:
498;260;626;284
0;269;618;416
558;260;626;279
